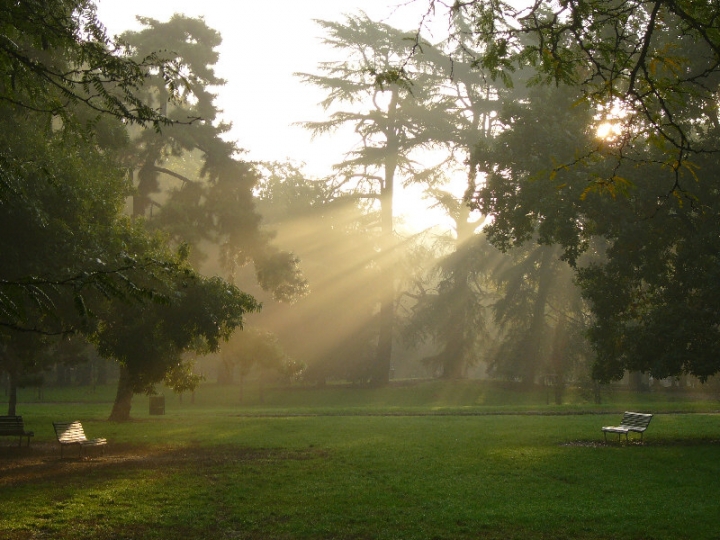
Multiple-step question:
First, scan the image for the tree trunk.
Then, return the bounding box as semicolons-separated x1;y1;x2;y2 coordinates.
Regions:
628;371;644;392
108;365;134;421
440;338;466;379
550;316;569;405
371;205;395;386
217;357;234;384
373;301;393;386
523;247;556;385
7;372;17;416
437;206;475;381
370;88;399;387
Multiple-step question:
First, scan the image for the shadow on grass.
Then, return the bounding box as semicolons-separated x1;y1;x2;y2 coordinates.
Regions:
0;442;328;487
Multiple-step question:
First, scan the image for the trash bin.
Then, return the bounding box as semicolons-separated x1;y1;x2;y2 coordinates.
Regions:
149;395;165;415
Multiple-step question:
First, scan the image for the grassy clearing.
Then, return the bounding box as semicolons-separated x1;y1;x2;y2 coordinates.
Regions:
2;381;719;539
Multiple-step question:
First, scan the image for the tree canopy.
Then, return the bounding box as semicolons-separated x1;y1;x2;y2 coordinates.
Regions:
0;2;262;417
0;0;190;129
436;0;720;382
121;15;308;304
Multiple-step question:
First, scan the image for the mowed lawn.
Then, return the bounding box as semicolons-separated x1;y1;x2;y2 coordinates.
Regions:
1;385;719;539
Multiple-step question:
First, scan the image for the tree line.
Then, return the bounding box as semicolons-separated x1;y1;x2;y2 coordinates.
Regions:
3;0;720;419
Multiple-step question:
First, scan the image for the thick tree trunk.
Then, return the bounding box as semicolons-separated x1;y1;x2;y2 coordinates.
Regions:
593;381;603;404
370;222;394;385
7;372;17;416
108;365;134;421
441;346;465;379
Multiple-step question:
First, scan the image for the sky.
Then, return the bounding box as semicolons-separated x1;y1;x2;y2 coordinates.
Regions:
95;0;459;232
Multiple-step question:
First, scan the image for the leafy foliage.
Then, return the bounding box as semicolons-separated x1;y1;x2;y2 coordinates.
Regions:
0;3;262;418
0;0;188;129
121;15;308;303
456;8;720;382
443;0;720;168
95;269;259;395
297;14;462;384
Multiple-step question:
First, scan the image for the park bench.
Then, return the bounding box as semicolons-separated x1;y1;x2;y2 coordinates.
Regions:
53;420;107;458
602;411;652;442
0;416;34;446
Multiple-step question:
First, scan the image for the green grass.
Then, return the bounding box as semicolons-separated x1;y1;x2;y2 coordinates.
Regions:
2;381;720;539
17;378;720;417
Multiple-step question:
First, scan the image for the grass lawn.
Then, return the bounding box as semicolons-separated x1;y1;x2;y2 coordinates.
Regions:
1;381;719;539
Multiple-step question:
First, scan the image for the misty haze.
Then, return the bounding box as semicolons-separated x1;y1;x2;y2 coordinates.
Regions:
1;1;719;538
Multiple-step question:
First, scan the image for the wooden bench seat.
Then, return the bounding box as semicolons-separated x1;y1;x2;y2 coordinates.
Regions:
53;421;107;458
602;411;652;442
0;416;34;446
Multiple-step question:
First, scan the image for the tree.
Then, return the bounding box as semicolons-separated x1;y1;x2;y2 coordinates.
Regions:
96;261;259;421
297;14;453;385
120;15;307;303
0;3;262;417
397;7;517;380
460;18;720;383
0;0;197;335
577;151;720;383
487;242;591;397
402;227;497;379
0;84;189;403
0;100;133;335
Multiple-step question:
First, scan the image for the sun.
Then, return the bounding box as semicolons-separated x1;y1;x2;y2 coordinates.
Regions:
596;121;622;140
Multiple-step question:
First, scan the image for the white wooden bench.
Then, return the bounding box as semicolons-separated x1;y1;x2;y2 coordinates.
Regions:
53;421;107;458
602;411;653;442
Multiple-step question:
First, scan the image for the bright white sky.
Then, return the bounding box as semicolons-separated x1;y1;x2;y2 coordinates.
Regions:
96;0;463;232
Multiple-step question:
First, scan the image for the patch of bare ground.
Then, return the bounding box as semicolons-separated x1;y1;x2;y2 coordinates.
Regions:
561;438;720;447
0;443;328;487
